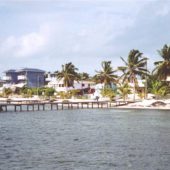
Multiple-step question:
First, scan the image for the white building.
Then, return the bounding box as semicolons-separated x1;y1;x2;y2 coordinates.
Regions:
128;79;145;91
92;83;104;98
45;73;95;92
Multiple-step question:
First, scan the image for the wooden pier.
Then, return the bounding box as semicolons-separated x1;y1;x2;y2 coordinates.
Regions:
0;101;109;112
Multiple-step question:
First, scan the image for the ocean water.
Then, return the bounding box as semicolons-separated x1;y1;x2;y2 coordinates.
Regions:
0;109;170;170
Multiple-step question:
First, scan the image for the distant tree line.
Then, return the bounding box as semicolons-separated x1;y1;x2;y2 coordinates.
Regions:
2;44;170;100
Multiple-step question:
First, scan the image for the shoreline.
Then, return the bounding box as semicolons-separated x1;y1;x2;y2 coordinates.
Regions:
114;105;170;111
1;97;170;111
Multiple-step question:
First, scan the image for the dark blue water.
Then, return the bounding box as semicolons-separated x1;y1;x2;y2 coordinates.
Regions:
0;109;170;170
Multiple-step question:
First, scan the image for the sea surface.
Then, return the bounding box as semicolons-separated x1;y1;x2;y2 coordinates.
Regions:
0;109;170;170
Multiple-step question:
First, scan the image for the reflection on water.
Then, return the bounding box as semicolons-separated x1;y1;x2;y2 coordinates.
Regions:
0;109;170;170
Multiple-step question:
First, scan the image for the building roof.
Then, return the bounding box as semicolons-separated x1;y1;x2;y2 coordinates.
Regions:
4;69;17;73
4;68;45;73
17;68;45;73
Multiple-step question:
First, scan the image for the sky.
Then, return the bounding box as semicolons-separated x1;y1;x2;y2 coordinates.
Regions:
0;0;170;76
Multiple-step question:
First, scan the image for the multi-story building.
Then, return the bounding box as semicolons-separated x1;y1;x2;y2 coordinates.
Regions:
2;68;45;88
2;69;18;85
17;68;45;88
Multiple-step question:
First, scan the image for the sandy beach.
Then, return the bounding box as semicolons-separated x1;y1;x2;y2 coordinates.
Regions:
115;99;170;110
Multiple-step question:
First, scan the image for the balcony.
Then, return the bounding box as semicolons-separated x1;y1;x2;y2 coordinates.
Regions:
18;75;26;80
2;76;11;81
45;77;56;82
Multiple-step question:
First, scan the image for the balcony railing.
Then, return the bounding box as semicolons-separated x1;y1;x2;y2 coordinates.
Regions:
45;77;56;82
2;76;11;81
45;77;52;82
18;75;26;80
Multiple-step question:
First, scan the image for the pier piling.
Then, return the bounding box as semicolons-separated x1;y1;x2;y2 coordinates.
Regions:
0;101;109;112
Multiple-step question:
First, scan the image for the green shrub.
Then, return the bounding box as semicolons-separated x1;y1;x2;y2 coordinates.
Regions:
101;88;116;101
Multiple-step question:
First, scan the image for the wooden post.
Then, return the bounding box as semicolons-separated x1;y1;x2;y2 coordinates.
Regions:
0;105;4;112
4;105;7;112
1;105;7;112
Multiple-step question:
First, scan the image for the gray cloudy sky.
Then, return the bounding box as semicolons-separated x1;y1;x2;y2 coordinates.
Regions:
0;0;170;75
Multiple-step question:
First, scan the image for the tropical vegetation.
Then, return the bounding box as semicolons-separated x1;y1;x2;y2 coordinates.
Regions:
117;83;131;102
1;44;170;101
118;49;148;101
55;62;79;88
94;61;117;87
153;44;170;81
100;87;116;101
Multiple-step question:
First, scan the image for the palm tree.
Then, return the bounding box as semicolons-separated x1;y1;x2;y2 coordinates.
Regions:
118;83;131;102
118;49;148;101
55;62;79;88
79;72;90;81
149;80;169;99
95;61;117;88
153;44;170;81
101;87;116;101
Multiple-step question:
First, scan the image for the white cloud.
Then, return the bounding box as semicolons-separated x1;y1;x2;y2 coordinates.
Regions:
0;0;168;74
0;0;145;74
0;24;51;58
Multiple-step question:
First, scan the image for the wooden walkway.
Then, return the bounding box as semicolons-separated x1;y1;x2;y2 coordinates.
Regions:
0;101;109;112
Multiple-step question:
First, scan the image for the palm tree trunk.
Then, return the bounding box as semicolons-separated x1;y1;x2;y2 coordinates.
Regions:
65;81;68;92
133;77;136;102
123;95;126;102
133;84;136;102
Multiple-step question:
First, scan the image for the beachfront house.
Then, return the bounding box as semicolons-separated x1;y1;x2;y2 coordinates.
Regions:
2;68;45;88
17;68;45;88
45;72;95;93
2;69;18;87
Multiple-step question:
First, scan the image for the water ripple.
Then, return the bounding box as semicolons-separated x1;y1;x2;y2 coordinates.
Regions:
0;109;170;170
